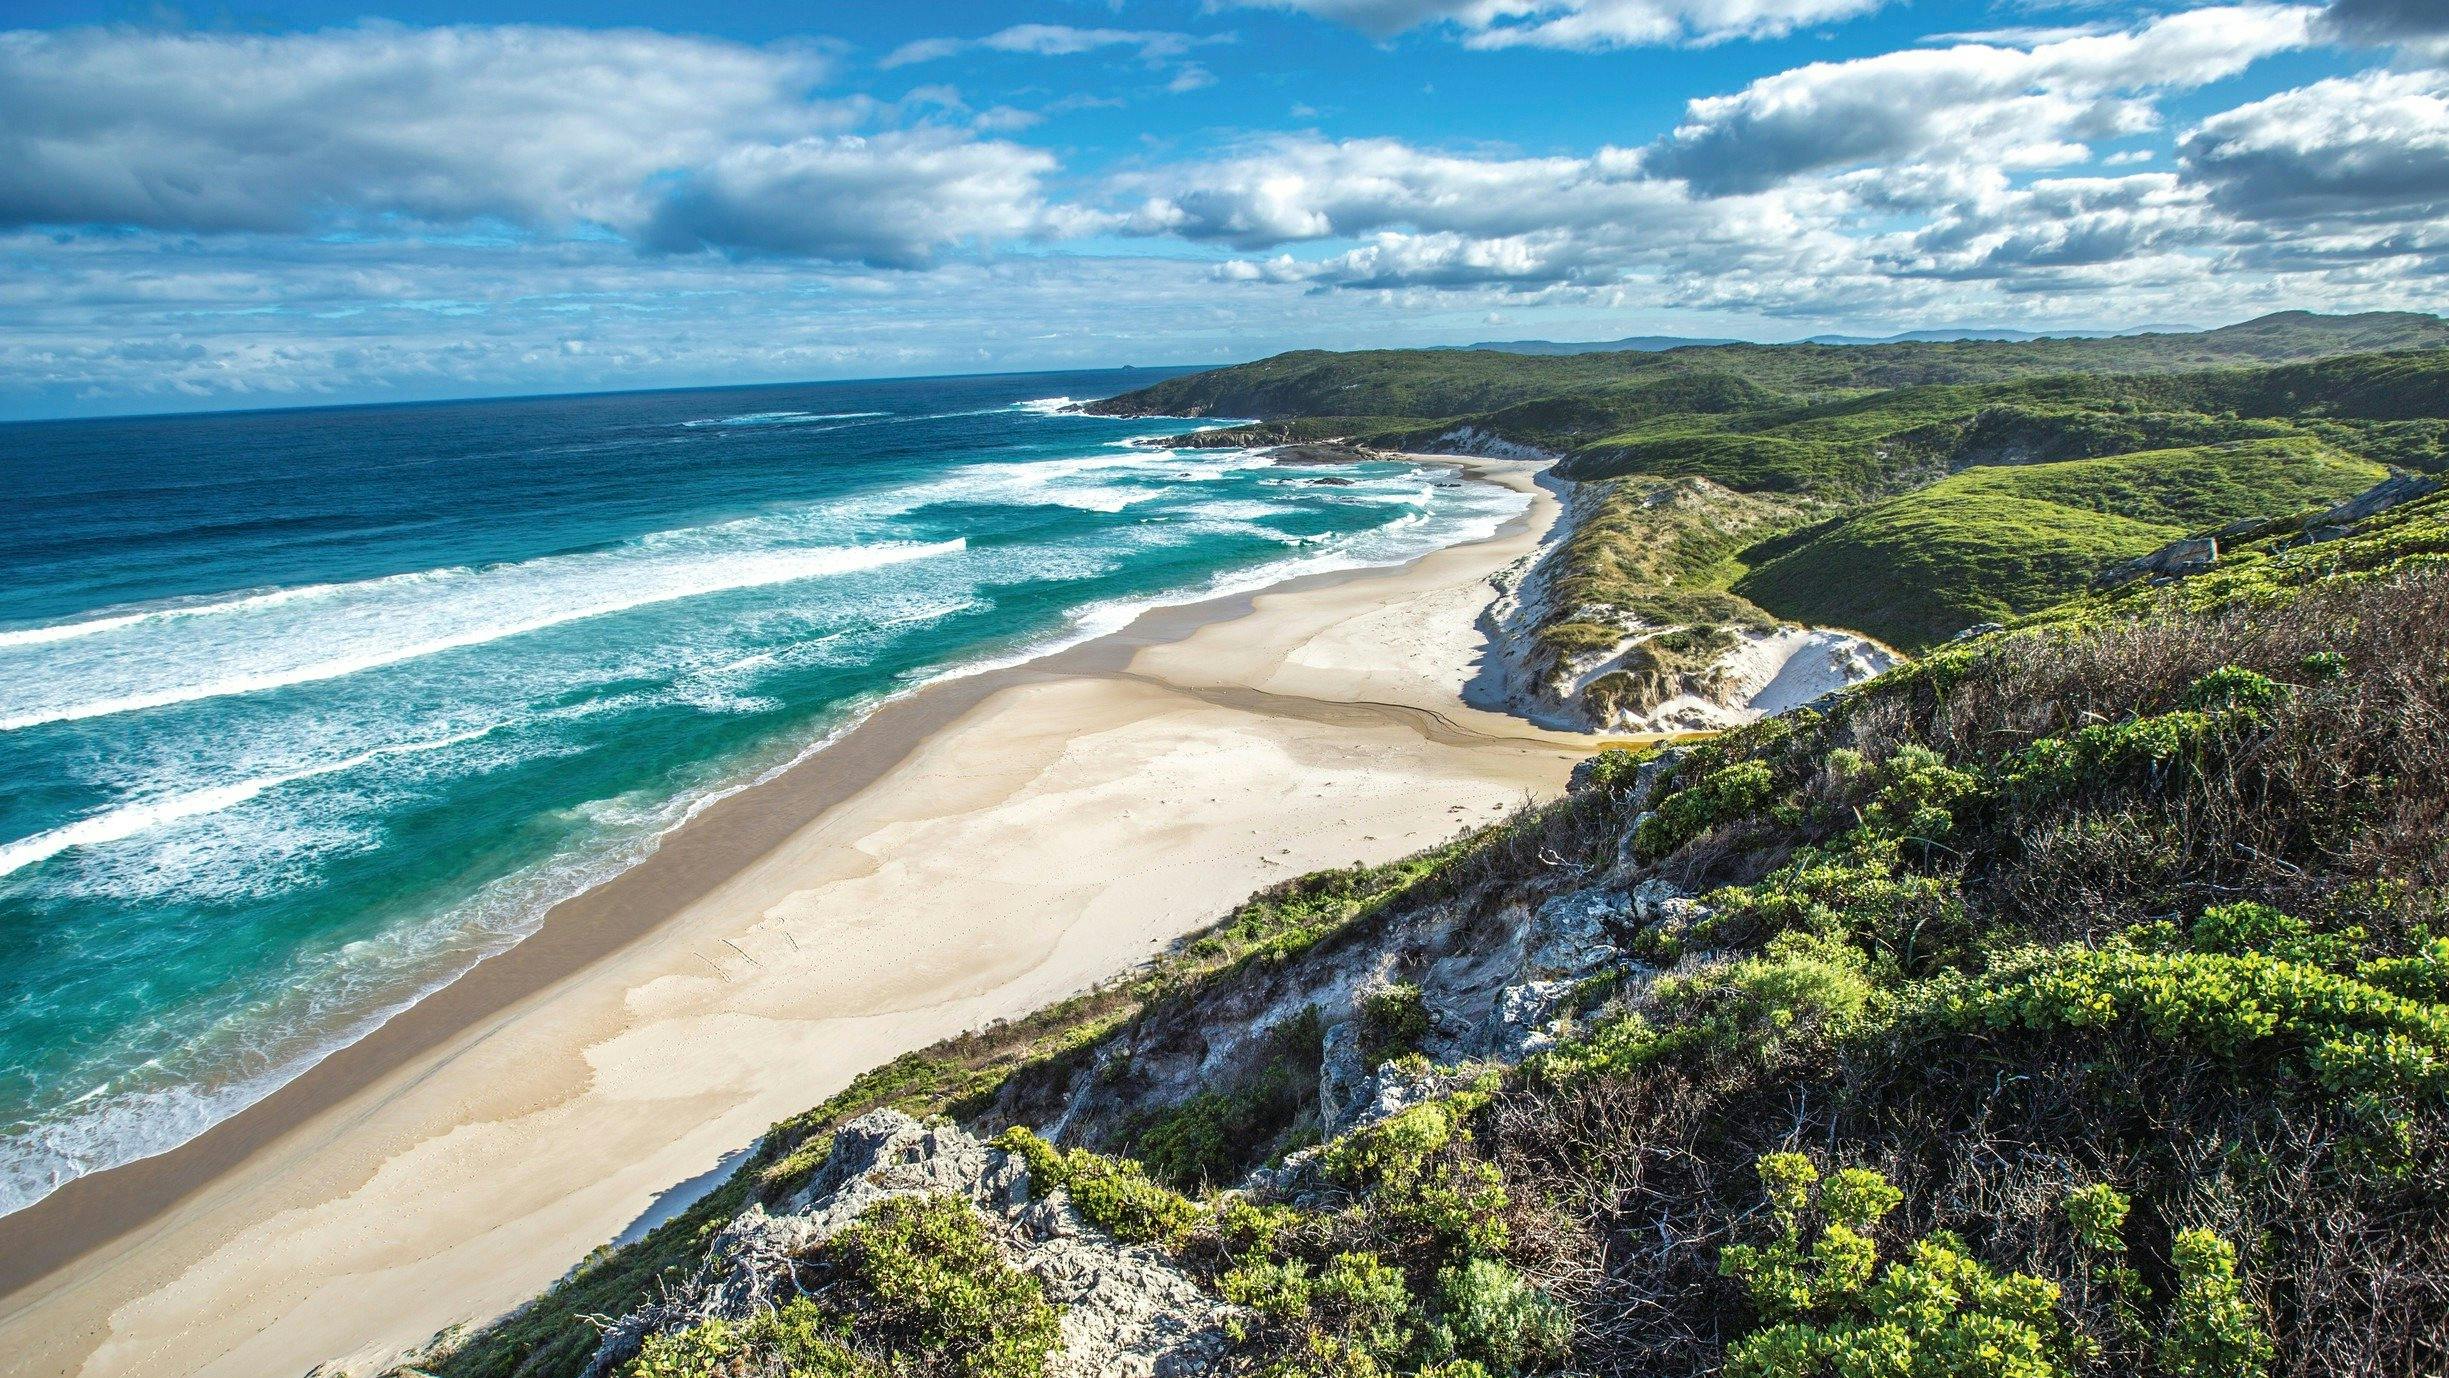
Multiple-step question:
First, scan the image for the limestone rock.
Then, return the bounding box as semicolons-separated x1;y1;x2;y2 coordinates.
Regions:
583;1110;1228;1378
1525;886;1630;979
2314;472;2439;527
2094;536;2218;591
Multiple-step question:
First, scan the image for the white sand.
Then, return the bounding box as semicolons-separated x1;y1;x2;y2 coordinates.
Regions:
0;458;1596;1378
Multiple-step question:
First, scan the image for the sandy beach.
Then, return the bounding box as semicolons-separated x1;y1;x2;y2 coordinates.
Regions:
0;456;1598;1378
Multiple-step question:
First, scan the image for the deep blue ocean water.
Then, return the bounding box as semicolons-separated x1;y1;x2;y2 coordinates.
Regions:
0;369;1523;1214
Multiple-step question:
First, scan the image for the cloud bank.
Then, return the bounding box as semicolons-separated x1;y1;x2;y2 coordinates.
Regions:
2;2;2447;414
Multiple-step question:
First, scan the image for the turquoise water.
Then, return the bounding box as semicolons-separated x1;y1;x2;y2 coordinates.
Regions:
0;370;1524;1214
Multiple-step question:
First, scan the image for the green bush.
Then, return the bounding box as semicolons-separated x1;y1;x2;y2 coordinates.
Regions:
1425;1258;1572;1376
623;1299;874;1378
1636;760;1778;858
996;1127;1203;1248
1360;983;1433;1067
1719;1155;2070;1378
2160;1230;2273;1378
825;1194;1061;1378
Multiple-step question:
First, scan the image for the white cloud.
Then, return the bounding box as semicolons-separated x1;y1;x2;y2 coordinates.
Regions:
640;133;1059;266
2182;68;2449;226
0;24;1056;266
1646;5;2319;193
1243;0;1889;49
883;24;1209;67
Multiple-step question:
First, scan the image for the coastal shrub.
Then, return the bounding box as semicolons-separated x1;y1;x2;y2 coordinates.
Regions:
1225;1252;1417;1371
1635;760;1777;858
824;1194;1061;1378
622;1299;874;1378
1913;944;2449;1102
2160;1231;2273;1378
1133;1009;1325;1189
1361;983;1433;1067
1718;1154;2070;1378
995;1127;1203;1248
1577;745;1660;795
1320;1086;1513;1258
1424;1258;1572;1376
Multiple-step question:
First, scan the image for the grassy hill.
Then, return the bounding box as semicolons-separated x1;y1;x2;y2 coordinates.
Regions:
410;482;2449;1378
1085;313;2449;433
1734;439;2390;649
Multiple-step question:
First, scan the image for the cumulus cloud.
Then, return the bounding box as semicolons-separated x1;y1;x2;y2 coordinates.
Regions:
1647;5;2319;194
1122;136;1661;250
640;134;1058;266
2320;0;2449;44
1244;0;1889;49
0;24;1057;265
2181;68;2449;226
1118;134;1861;293
882;23;1210;68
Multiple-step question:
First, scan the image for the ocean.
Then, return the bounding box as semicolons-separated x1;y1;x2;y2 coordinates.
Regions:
0;369;1525;1216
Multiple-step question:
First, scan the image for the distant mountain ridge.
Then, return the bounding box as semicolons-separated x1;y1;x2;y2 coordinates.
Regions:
1445;325;2198;355
1086;311;2449;427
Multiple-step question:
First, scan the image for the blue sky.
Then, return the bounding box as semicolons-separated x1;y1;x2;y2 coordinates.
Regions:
1;0;2444;417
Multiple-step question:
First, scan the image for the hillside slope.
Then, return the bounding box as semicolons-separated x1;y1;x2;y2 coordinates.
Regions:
1733;438;2388;650
1083;313;2449;433
407;477;2449;1378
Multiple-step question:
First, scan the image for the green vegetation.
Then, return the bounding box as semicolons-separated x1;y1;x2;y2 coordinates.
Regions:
1086;313;2449;431
1732;438;2386;650
624;1299;874;1378
1718;1154;2072;1378
1360;983;1432;1067
826;1195;1063;1378
422;352;2449;1378
1101;316;2448;663
1530;474;1804;684
620;1194;1058;1378
419;834;1507;1378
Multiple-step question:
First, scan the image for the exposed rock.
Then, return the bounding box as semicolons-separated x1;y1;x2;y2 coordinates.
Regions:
1632;876;1711;928
1524;886;1630;979
2301;524;2354;545
1949;621;2005;643
1430;425;1559;461
582;1111;1229;1378
2094;536;2218;591
2313;472;2439;527
1316;1018;1372;1132
1267;442;1380;466
1494;979;1574;1059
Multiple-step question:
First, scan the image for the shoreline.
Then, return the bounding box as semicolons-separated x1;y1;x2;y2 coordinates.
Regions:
0;455;1601;1378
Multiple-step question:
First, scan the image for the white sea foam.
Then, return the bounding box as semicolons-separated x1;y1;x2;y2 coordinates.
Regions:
679;410;891;428
0;726;501;880
0;449;1525;1218
0;582;356;648
0;539;965;731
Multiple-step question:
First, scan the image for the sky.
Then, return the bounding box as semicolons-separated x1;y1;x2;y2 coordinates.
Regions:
1;0;2445;418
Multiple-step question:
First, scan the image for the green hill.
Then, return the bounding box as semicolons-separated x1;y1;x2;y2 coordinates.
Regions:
411;484;2449;1378
1733;438;2388;650
1085;312;2449;432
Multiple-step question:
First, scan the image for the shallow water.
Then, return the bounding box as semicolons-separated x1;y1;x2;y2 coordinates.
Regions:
0;370;1524;1214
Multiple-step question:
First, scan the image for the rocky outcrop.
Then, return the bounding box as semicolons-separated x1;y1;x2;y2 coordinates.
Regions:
2313;472;2439;526
1430;425;1561;462
582;1112;1230;1378
2094;536;2219;591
